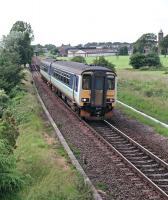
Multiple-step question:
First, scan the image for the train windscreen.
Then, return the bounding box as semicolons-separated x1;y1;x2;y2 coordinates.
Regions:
82;74;91;90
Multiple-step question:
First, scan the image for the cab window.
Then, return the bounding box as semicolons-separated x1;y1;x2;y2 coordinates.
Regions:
82;74;91;90
107;76;115;90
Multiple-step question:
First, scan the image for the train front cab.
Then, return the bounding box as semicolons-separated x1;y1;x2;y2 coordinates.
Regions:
80;71;116;119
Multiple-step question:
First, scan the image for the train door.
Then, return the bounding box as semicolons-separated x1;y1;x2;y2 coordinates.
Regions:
91;72;106;107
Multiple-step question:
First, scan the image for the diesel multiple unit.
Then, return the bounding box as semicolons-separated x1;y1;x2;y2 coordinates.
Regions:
40;58;117;119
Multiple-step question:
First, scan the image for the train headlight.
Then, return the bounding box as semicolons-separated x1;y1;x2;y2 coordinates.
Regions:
107;98;115;103
81;98;89;102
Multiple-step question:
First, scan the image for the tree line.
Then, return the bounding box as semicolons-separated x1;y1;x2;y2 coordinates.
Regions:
130;32;168;69
0;21;33;198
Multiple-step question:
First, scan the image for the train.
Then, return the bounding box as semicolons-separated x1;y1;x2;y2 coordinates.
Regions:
38;58;117;119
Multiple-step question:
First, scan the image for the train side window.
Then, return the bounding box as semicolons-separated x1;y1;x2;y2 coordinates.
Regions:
75;76;78;92
107;77;115;90
82;74;91;90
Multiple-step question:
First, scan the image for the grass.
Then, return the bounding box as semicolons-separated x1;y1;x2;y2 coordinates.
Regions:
116;103;168;137
57;55;168;69
6;71;92;200
95;182;108;192
116;69;168;136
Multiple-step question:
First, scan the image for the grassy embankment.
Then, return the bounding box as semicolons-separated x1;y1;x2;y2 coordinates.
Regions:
6;71;92;200
117;70;168;136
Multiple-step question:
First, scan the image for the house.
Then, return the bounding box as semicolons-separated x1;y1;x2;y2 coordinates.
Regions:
58;44;72;57
68;48;118;57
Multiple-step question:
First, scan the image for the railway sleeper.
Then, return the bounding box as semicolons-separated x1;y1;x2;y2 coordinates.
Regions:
136;163;159;168
125;155;149;160
121;149;140;153
142;167;166;173
110;140;128;145
123;152;144;156
148;173;168;178
131;159;154;164
116;145;136;150
153;179;168;184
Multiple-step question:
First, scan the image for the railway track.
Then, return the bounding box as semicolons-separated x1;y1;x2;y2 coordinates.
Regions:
87;120;168;199
32;71;168;199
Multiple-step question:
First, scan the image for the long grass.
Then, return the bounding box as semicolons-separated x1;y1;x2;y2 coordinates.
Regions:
6;71;92;200
117;70;168;136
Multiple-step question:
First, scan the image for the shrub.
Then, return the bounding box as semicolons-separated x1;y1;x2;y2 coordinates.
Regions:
0;111;19;148
130;53;161;69
0;139;24;197
71;56;86;64
144;52;161;67
129;53;145;69
92;56;115;72
0;90;9;117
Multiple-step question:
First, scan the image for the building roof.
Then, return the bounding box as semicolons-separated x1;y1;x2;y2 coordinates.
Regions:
68;48;117;54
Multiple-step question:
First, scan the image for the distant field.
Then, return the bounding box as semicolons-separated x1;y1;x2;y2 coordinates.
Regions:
58;55;168;69
117;70;168;127
86;55;131;69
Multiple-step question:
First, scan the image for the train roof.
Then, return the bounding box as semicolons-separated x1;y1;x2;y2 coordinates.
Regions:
41;59;116;75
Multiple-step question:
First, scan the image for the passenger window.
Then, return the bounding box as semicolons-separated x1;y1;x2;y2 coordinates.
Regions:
107;76;115;90
75;76;78;92
82;75;91;90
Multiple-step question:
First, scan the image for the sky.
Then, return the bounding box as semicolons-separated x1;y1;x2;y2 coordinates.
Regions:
0;0;168;46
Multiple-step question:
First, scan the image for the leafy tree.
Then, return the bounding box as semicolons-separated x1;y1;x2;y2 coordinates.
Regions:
0;139;24;197
0;90;9;117
133;33;157;54
160;34;168;57
44;44;58;55
0;111;19;148
10;21;34;65
129;53;145;69
130;53;161;69
92;56;115;72
144;53;161;67
0;51;23;93
71;56;86;64
119;46;128;55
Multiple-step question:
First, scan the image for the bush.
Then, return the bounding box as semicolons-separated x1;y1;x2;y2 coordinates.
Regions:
0;111;19;148
0;90;9;117
130;53;161;69
129;53;145;69
92;56;115;72
0;139;24;197
144;52;161;67
71;56;86;64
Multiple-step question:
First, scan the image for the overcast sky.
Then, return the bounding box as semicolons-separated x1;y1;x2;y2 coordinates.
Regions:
0;0;168;46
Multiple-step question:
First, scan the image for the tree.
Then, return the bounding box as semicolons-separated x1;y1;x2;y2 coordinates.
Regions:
129;53;145;69
130;53;161;69
0;50;23;93
160;35;168;57
10;21;34;65
133;33;157;54
92;56;115;72
119;46;128;55
44;44;58;55
144;53;161;67
71;56;86;64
